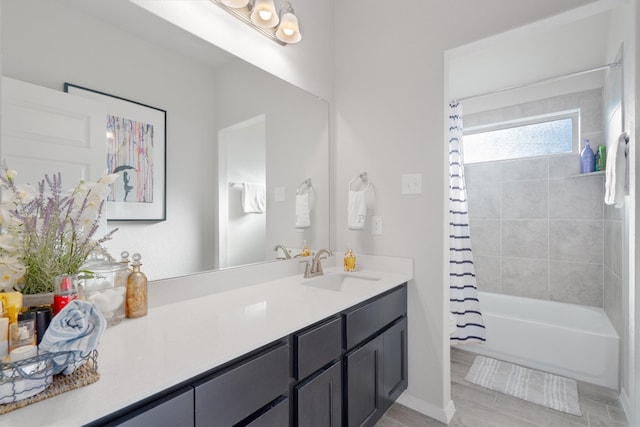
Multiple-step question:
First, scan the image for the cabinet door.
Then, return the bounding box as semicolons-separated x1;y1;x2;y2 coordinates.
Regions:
344;336;383;427
382;317;408;412
114;387;194;427
295;361;342;427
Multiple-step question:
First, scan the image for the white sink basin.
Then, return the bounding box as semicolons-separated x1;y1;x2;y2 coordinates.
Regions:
300;272;381;291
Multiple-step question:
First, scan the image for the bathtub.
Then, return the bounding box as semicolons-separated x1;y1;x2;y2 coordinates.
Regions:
462;292;619;390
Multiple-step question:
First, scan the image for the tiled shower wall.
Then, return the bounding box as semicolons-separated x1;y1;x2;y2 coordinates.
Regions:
464;89;606;307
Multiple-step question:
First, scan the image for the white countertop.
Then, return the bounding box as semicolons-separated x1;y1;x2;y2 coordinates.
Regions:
0;256;412;426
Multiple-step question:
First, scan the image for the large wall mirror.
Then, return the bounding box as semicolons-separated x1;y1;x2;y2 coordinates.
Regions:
1;0;330;280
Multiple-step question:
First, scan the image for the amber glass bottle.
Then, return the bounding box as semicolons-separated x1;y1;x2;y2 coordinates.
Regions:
126;253;148;318
344;249;356;272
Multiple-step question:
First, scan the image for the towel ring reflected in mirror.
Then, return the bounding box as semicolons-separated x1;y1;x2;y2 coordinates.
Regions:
349;172;370;192
297;178;313;195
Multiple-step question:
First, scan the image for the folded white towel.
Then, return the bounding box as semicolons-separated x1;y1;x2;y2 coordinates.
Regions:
295;193;311;229
242;183;266;214
605;132;628;208
348;190;367;230
39;300;106;375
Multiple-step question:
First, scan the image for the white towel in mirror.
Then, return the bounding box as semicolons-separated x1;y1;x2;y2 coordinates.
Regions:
296;193;311;228
348;190;366;230
242;183;266;214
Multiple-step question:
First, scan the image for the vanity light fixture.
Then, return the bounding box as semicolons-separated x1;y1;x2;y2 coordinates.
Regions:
211;0;302;45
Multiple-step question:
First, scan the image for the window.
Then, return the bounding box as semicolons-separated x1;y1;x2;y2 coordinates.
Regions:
462;110;578;164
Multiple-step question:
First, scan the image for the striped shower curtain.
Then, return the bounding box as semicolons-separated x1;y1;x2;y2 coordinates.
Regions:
448;102;486;344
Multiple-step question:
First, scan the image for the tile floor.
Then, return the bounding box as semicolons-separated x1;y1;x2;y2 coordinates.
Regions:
375;348;629;427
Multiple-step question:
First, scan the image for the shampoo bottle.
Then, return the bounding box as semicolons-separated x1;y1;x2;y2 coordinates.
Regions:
580;139;595;174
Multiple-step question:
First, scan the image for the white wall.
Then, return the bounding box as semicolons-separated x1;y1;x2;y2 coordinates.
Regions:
1;0;218;280
334;0;607;422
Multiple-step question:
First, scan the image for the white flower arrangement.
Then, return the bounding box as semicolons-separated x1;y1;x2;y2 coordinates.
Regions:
0;166;118;294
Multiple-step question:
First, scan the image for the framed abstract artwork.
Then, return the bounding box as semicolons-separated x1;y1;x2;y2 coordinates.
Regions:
64;83;166;221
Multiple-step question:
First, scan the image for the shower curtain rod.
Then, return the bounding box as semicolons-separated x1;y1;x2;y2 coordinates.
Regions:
455;60;622;103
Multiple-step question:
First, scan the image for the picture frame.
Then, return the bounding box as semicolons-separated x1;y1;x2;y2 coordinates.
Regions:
64;83;167;221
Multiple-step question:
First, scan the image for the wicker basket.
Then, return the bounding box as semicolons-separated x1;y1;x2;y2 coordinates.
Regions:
0;350;99;412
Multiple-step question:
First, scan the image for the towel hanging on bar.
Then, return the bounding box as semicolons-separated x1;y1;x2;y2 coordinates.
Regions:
348;172;369;230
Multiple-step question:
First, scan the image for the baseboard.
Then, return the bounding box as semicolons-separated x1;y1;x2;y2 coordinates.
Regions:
396;392;456;424
619;387;634;426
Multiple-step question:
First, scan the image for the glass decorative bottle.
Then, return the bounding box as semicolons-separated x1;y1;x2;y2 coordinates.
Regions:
126;253;148;319
344;249;356;272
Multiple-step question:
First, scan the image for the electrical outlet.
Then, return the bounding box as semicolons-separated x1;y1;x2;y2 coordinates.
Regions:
402;174;422;194
274;186;286;202
371;216;383;235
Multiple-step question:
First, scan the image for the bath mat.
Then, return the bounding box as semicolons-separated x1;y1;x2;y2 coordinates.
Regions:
464;356;582;416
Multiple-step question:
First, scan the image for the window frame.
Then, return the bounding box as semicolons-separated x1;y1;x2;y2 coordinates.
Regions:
462;109;580;164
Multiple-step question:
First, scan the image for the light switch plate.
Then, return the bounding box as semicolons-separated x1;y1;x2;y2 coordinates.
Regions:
402;174;422;194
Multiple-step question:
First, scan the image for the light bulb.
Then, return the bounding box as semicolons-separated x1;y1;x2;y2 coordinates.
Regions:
258;10;272;20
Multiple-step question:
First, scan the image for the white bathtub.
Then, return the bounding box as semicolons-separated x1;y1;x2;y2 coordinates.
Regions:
462;292;619;389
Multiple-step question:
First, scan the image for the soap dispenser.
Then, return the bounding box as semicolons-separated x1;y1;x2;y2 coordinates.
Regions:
301;240;311;257
344;249;356;272
126;253;148;319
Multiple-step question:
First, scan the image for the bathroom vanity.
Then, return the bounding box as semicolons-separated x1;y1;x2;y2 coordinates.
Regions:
0;256;412;427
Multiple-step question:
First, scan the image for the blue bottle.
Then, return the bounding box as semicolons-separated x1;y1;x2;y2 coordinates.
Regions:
580;140;595;174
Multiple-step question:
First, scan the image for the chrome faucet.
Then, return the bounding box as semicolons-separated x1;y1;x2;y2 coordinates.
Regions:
274;244;291;260
302;249;333;278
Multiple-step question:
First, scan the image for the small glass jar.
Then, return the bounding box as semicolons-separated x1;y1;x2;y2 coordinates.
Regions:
126;254;148;319
79;256;129;327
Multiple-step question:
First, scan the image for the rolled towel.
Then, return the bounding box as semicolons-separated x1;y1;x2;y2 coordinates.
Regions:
347;190;366;230
39;300;106;375
295;193;311;228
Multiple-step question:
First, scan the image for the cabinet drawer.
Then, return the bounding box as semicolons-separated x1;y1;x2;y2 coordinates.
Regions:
194;343;289;426
113;387;194;427
295;316;342;380
343;285;407;350
245;397;289;427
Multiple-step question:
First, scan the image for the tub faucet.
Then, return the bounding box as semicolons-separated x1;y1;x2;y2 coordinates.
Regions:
302;249;332;278
274;244;291;260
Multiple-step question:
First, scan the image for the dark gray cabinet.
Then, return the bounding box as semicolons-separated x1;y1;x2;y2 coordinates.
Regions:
294;316;343;426
96;284;407;427
382;317;408;410
295;361;342;427
345;336;383;427
343;286;408;427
